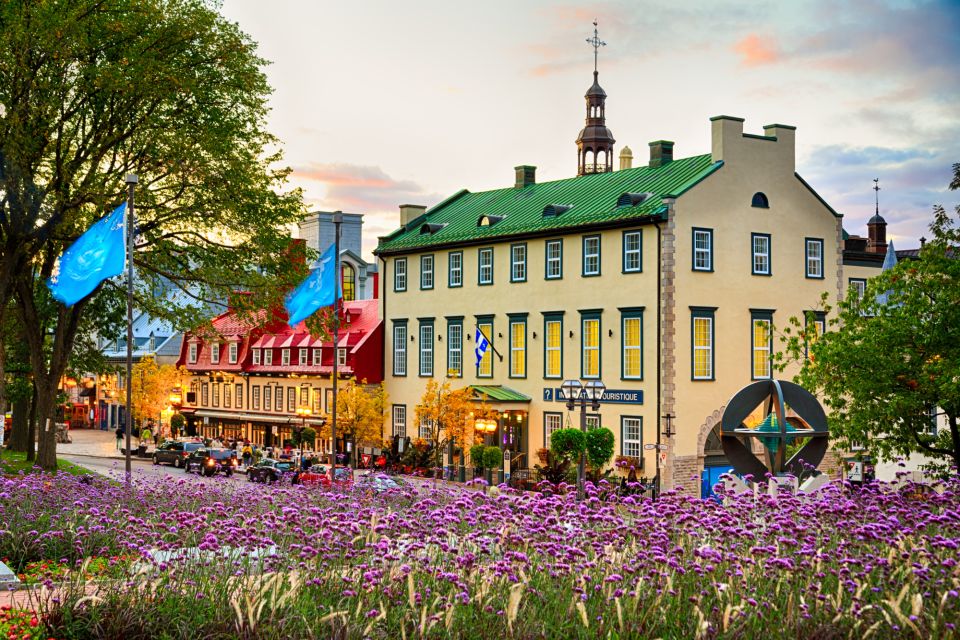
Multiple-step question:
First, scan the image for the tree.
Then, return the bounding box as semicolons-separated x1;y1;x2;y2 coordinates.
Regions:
0;0;305;469
130;356;184;429
324;378;387;453
780;162;960;474
414;380;476;467
585;427;615;475
550;428;585;463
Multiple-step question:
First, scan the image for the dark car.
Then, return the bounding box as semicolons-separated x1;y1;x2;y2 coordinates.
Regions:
355;473;405;493
247;458;294;484
152;440;204;468
185;447;238;477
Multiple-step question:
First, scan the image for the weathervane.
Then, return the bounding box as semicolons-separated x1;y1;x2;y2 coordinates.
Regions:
873;178;881;216
586;20;606;73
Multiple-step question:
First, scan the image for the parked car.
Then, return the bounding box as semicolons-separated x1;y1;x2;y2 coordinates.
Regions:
184;448;238;477
300;465;353;488
247;458;294;484
152;440;204;468
355;473;405;493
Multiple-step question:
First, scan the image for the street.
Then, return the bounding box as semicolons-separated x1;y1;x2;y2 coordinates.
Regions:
61;455;247;484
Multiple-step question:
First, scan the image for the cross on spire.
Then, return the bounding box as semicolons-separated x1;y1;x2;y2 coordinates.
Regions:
873;178;881;215
586;19;606;73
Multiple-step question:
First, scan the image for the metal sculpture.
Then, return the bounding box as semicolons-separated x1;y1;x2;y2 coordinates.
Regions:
720;379;828;479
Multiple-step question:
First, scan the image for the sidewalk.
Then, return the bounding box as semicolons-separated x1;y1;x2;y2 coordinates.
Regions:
57;428;149;461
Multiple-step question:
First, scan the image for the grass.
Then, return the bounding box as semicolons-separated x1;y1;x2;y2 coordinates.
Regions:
0;450;92;476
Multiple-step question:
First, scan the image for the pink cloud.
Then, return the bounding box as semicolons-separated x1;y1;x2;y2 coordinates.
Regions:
733;34;779;66
291;163;441;216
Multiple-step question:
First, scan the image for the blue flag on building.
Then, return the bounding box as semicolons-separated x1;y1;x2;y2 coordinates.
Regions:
285;243;340;326
474;327;489;368
46;203;127;306
876;240;898;306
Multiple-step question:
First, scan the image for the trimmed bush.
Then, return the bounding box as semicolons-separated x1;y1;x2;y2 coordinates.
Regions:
482;446;503;469
550;428;585;462
585;427;615;470
469;444;487;469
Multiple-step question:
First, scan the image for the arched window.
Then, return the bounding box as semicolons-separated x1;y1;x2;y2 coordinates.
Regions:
341;263;356;302
751;192;769;208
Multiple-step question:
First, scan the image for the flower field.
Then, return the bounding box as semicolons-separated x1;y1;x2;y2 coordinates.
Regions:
1;472;958;639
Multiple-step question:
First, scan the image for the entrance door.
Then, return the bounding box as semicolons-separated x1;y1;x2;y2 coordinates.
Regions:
701;464;733;499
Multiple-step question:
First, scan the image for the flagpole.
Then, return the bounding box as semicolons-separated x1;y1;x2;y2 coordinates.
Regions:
331;211;342;468
474;325;504;362
124;174;137;484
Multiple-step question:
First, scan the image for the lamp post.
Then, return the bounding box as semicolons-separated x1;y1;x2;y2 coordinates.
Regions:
561;378;606;501
331;211;342;468
295;405;311;463
656;412;674;500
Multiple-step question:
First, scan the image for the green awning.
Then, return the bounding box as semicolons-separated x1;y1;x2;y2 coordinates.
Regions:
469;385;531;403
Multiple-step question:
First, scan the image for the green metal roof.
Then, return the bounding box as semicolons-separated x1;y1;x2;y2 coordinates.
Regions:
469;385;531;403
376;154;722;255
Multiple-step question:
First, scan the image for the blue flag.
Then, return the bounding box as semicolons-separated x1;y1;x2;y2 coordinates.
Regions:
285;243;340;326
46;203;127;306
474;327;489;367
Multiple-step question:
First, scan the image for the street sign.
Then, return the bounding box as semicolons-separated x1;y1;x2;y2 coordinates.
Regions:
644;444;668;451
659;452;667;463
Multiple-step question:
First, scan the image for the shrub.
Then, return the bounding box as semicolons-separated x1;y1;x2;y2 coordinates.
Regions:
292;426;317;448
169;413;186;434
550;428;585;462
469;444;487;469
585;427;615;471
482;446;503;469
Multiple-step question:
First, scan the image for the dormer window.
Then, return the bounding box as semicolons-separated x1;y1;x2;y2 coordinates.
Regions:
477;214;504;227
281;348;290;366
264;349;273;366
419;222;447;235
617;192;655;208
752;192;769;208
188;343;198;364
252;349;261;365
542;204;573;218
228;342;238;364
210;343;220;364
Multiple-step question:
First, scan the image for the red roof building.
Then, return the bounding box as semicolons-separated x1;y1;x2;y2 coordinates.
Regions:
176;299;383;451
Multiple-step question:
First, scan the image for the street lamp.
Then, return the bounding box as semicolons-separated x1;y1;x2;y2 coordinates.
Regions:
295;405;311;463
562;378;606;501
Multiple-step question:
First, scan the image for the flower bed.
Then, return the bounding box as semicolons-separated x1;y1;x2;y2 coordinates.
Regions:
0;472;958;638
0;606;44;640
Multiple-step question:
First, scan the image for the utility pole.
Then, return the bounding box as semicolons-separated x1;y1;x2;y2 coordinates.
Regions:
331;212;342;467
124;174;137;484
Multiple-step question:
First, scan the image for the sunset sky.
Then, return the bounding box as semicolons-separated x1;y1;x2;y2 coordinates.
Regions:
220;0;960;260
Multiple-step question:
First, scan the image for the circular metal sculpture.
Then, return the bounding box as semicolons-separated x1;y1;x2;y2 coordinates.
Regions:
720;379;829;478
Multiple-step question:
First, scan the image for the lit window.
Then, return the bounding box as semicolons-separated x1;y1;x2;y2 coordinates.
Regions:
581;315;600;378
223;384;231;408
509;318;526;377
622;311;643;379
692;308;714;380
341;263;356;302
752;311;773;380
275;386;283;412
544;316;562;378
447;321;462;377
212;383;219;408
693;228;713;271
752;233;770;275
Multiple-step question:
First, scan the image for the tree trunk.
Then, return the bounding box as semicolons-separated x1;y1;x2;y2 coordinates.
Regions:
25;387;37;462
35;383;58;470
948;412;960;476
9;399;28;452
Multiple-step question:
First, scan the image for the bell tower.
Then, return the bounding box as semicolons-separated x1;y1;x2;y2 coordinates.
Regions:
577;21;616;176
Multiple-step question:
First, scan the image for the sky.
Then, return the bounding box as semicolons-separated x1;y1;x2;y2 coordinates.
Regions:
219;0;960;261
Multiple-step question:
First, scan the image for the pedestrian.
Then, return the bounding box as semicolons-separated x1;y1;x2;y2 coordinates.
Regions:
140;423;152;448
242;442;252;467
115;426;124;451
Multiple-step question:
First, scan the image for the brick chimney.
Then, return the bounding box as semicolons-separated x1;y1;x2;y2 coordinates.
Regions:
399;204;427;227
648;140;674;168
514;165;536;189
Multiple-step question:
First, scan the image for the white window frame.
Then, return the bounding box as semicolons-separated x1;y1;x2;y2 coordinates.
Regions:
544;318;562;378
692;312;714;380
752;317;772;380
805;239;823;278
545;240;562;279
693;229;712;271
337;348;347;367
582;316;600;379
623;231;641;273
252;349;261;365
281;348;290;366
392;405;407;437
509;319;526;378
228;341;238;364
264;349;273;366
621;417;642;458
312;348;321;366
478;248;493;285
849;278;866;301
447;322;462;377
299;347;308;366
448;251;462;287
419;418;433;441
752;233;770;275
210;343;220;364
394;257;407;292
622;314;643;380
544;412;563;449
583;235;600;276
419;322;434;376
188;342;198;364
420;254;434;290
511;244;527;282
393;323;407;376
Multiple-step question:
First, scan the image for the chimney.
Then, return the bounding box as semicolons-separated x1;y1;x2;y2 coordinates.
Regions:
710;115;744;163
514;165;536;189
648;141;674;168
399;204;427;227
763;123;796;172
619;146;633;170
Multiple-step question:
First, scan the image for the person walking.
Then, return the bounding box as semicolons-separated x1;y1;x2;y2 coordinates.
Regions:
242;442;252;467
115;426;124;451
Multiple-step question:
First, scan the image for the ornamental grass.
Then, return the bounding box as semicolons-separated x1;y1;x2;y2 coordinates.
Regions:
1;472;958;639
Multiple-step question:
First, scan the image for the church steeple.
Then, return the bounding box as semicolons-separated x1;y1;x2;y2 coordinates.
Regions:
577;21;616;176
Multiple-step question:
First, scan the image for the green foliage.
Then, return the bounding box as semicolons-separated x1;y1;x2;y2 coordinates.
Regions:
550;428;585;462
482;446;503;469
169;413;186;433
533;449;572;484
585;427;615;470
778;162;960;474
292;427;316;448
469;444;486;469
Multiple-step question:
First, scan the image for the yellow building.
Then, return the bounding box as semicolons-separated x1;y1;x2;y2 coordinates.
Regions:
375;69;849;495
